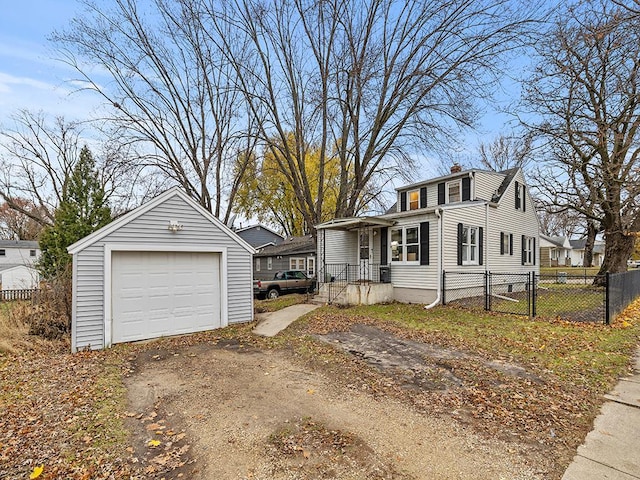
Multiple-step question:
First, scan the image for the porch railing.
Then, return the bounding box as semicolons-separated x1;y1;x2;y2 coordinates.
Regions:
317;263;390;304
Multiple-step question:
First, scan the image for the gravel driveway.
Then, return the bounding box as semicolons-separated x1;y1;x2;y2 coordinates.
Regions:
125;339;544;479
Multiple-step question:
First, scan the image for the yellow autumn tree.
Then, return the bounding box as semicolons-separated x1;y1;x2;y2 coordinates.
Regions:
234;135;339;236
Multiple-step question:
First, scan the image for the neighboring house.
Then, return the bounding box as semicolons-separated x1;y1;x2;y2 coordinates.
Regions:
0;240;40;266
316;166;540;305
67;187;255;352
539;235;572;267
253;235;316;281
569;239;605;267
0;265;39;290
235;224;285;248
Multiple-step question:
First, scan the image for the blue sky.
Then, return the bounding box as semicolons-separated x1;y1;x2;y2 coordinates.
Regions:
0;0;523;159
0;1;103;124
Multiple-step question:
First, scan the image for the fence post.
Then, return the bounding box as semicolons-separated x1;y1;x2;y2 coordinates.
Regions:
484;271;489;311
605;272;610;325
442;271;446;305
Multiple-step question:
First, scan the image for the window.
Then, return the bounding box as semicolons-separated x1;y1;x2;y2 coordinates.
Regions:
390;226;419;263
500;232;512;255
307;257;315;277
267;257;273;270
515;181;526;211
290;257;305;270
522;236;535;265
447;180;461;203
0;249;6;256
408;190;419;210
461;225;479;265
255;258;261;271
30;249;37;257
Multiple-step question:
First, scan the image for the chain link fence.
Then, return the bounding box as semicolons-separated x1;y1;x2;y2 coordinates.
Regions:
607;269;640;324
443;271;612;323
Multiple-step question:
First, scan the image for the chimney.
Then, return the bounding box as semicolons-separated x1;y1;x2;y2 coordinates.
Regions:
450;163;462;174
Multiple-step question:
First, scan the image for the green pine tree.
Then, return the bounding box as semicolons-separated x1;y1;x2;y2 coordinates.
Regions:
38;145;112;279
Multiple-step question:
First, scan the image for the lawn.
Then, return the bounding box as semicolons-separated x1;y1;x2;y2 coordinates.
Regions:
1;296;639;478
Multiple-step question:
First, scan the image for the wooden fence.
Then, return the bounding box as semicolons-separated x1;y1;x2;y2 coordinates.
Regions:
0;289;40;302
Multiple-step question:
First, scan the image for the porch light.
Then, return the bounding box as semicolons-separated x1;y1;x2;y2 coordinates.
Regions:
168;220;183;232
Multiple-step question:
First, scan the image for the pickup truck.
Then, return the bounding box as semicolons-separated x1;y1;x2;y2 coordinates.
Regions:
253;270;316;299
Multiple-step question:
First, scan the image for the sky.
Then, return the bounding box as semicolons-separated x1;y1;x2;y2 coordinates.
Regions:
0;0;104;126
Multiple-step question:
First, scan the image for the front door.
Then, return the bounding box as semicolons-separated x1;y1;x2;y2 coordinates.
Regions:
359;228;373;281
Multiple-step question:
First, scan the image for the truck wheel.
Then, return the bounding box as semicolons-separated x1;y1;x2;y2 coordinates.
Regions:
267;288;280;299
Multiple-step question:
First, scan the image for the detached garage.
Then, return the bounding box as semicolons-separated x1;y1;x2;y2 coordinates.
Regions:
67;187;255;352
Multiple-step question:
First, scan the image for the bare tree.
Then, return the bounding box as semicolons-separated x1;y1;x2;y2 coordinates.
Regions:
0;199;45;240
0;110;81;226
53;0;255;222
523;0;640;276
477;132;534;172
0;110;142;224
203;0;541;231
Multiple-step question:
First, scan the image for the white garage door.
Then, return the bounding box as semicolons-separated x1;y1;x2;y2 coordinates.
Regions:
111;251;221;344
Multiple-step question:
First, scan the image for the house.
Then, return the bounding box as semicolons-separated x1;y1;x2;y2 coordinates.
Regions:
67;187;255;352
569;239;605;267
253;234;316;281
235;224;285;248
0;265;39;290
539;235;572;267
315;166;540;305
0;240;40;266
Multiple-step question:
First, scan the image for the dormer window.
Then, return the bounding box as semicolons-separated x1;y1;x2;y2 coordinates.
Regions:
515;181;526;211
437;177;471;205
447;180;461;203
408;190;419;210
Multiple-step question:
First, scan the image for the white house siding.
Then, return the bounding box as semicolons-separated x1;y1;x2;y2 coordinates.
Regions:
320;229;358;266
485;169;540;275
0;245;40;266
386;213;439;295
72;193;253;351
0;265;39;289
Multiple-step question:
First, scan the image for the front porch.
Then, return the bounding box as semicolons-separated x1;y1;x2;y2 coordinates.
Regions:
315;263;394;305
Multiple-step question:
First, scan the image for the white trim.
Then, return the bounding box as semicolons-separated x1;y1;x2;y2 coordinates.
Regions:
68;187;255;255
103;243;229;349
71;254;78;353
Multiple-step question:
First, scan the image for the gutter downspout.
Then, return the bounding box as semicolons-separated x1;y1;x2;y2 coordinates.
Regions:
425;207;443;309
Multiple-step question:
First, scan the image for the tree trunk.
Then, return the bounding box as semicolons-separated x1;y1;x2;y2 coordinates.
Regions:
594;231;635;285
583;221;597;267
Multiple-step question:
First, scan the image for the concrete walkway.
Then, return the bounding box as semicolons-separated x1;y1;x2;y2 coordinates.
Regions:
252;303;320;337
563;348;640;479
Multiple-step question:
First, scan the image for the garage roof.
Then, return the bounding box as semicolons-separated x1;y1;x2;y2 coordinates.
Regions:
67;187;255;255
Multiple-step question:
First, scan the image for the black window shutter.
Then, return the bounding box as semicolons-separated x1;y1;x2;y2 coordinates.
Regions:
420;186;427;208
420;222;429;265
462;177;471;201
533;237;536;265
521;235;526;265
500;232;504;255
380;227;388;264
438;182;445;205
479;227;484;265
522;186;526;212
510;234;513;255
515;181;520;209
457;223;463;265
400;191;407;211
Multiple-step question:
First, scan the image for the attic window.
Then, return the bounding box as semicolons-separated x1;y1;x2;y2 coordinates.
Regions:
408;190;419;210
30;249;36;257
447;180;461;203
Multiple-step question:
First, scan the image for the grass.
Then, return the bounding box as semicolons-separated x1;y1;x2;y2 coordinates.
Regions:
334;301;640;392
540;266;602;276
254;293;310;313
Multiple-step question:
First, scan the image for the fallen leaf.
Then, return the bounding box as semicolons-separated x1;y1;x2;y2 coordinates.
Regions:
30;465;44;479
148;439;161;448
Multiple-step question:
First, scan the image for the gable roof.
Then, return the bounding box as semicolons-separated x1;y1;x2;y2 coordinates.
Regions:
235;223;283;237
67;187;255;255
0;240;39;249
0;264;38;273
255;235;316;256
491;168;519;203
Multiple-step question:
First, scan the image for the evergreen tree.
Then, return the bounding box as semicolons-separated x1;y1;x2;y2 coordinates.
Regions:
38;146;112;278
